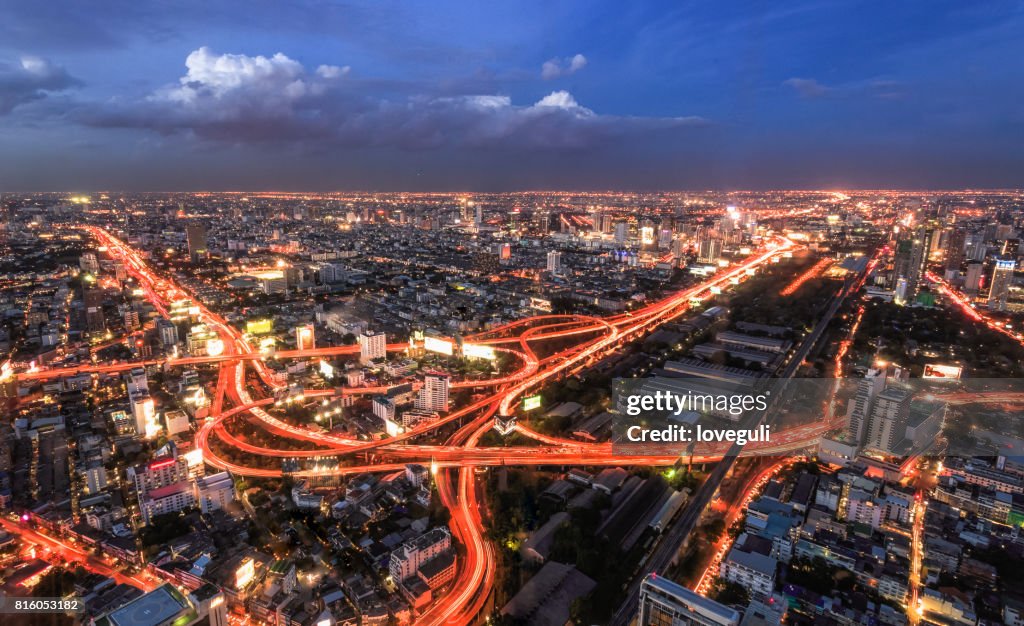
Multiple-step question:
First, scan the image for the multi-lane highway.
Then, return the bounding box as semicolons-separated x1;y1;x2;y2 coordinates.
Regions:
32;227;836;625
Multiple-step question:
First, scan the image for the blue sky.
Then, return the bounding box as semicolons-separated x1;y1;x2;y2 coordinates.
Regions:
0;0;1022;191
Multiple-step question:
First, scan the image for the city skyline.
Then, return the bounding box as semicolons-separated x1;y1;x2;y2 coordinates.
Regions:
2;0;1023;191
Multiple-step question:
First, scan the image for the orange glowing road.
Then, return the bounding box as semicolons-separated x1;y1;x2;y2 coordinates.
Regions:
74;226;814;625
0;517;160;592
779;257;831;296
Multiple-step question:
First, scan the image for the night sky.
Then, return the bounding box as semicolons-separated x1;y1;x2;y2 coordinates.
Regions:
1;0;1022;191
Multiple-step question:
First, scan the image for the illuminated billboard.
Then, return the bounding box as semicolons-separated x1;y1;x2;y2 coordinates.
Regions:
522;395;542;412
463;343;496;360
923;364;962;380
424;336;454;356
246;319;273;335
319;359;335;380
235;557;255;590
640;226;655;245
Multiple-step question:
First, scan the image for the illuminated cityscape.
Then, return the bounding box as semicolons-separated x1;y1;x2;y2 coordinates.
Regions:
2;3;1024;626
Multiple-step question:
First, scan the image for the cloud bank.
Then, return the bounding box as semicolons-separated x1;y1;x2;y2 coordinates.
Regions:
83;48;702;150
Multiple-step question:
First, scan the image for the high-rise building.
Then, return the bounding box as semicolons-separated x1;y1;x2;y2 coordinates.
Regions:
893;227;932;303
846;369;886;446
84;287;105;332
614;222;628;244
416;372;450;412
988;258;1015;312
186;224;208;263
126;450;194;525
637;573;740;626
698;237;722;264
944;228;966;273
964;261;984;295
358;330;387;364
865;387;911;455
157;318;179;348
546;251;562;275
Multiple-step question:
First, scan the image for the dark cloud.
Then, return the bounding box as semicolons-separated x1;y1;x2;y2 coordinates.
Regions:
81;47;705;151
0;56;81;114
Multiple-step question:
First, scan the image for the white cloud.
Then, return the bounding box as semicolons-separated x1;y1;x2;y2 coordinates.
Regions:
156;47;346;109
316;64;350;79
533;90;590;114
541;53;588;80
84;48;703;150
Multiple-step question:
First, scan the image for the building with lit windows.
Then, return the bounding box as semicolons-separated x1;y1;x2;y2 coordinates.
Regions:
637;573;740;626
358;330;387;363
415;372;450;412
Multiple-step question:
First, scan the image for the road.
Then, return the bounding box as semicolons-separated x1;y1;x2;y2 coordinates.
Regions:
71;227;801;625
609;258;868;626
0;517;160;592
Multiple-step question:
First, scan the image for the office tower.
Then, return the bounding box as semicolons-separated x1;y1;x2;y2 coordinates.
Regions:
945;228;966;272
892;227;932;303
965;232;987;262
988;258;1015;312
865;387;911;455
964;261;984;295
474;204;483;229
295;323;315;351
186;224;208;262
84;287;105;332
1002;238;1020;259
846;369;886;446
358;330;387;363
614;222;628;244
698;237;722;264
546;251;562;274
416;372;450;412
637;574;740;626
157;317;179;347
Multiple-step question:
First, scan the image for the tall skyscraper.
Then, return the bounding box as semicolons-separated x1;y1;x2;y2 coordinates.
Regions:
987;258;1015;312
865;387;911;455
637;573;740;626
84;287;105;332
944;227;966;273
846;369;886;446
186;224;208;263
893;227;932;304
